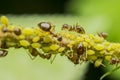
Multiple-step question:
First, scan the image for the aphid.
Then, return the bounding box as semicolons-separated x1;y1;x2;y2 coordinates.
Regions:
98;32;108;39
20;40;30;47
77;42;84;56
94;59;103;67
0;49;8;57
14;28;21;35
1;16;9;26
75;25;85;34
57;35;62;41
38;22;51;31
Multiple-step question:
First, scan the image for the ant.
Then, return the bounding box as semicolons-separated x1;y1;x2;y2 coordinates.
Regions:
2;27;9;33
57;35;62;42
77;42;84;56
13;27;21;36
38;22;52;31
110;57;120;66
38;22;57;37
98;32;108;39
61;23;85;34
67;53;80;64
61;24;71;30
75;24;85;34
2;26;21;37
66;42;85;64
28;46;51;60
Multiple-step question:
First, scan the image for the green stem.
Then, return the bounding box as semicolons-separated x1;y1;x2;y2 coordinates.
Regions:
100;65;120;80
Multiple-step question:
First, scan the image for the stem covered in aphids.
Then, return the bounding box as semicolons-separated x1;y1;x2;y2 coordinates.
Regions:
0;16;120;80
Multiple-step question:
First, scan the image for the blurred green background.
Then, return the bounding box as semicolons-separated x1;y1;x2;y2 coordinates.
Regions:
0;0;120;80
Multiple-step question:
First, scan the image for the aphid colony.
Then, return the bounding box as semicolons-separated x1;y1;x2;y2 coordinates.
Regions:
0;16;120;67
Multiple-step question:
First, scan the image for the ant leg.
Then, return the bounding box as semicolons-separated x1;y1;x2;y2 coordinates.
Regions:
36;49;46;59
70;47;74;57
101;63;106;67
45;54;51;60
50;54;57;64
26;49;36;60
35;48;51;60
85;47;87;59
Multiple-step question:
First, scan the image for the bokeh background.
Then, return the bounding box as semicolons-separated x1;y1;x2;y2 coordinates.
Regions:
0;0;120;80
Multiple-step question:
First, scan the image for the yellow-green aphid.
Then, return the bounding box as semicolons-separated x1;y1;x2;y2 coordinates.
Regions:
105;55;112;61
50;44;60;51
58;47;65;52
82;41;88;47
0;16;9;26
32;36;40;42
94;35;104;43
34;27;43;37
42;47;51;53
69;34;76;40
89;41;95;47
43;35;53;43
22;28;34;36
19;40;30;47
87;55;97;61
99;50;105;55
103;41;110;46
87;50;95;55
19;35;25;40
94;59;103;67
7;25;15;31
76;37;84;42
67;40;75;48
85;38;91;43
94;44;104;50
31;43;41;48
111;43;118;50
